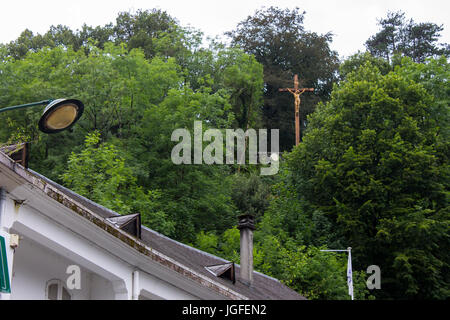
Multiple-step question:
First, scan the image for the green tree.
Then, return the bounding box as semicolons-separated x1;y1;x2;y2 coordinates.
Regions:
365;11;405;63
227;6;339;150
0;43;182;180
61;132;174;235
113;9;197;62
230;172;271;221
286;60;449;299
182;44;264;129
258;165;344;249
278;244;371;300
366;11;449;63
4;29;51;59
340;52;392;79
133;85;237;242
215;47;264;129
76;23;115;51
2;9;196;63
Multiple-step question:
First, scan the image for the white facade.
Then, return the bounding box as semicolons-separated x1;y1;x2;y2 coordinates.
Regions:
0;152;247;300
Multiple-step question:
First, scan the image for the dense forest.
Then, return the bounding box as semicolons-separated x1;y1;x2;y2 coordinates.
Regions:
0;7;448;300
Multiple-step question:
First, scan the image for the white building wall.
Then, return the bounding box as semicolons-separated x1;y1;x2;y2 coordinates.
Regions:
10;236;114;300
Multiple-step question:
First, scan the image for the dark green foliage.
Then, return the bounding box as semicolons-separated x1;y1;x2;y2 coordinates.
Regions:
183;45;264;129
0;40;259;243
340;52;392;79
286;60;449;299
1;7;448;300
61;132;175;235
366;11;450;63
227;6;339;150
2;9;198;63
274;245;372;300
129;77;238;241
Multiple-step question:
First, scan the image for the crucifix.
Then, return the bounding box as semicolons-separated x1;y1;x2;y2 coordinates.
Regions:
279;74;314;146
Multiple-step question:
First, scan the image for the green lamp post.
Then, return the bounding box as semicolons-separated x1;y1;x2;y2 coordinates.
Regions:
0;98;84;133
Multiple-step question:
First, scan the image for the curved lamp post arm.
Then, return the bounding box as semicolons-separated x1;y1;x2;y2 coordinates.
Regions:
0;100;53;114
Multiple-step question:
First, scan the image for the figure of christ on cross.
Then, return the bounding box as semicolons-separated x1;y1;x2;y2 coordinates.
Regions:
279;74;314;146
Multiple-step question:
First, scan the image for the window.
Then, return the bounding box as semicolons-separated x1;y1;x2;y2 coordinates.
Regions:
46;280;71;300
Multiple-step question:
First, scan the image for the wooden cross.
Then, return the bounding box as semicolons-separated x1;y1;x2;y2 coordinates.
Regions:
279;74;314;146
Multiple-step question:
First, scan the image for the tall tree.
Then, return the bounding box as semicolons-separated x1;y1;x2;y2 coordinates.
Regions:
366;11;449;63
402;20;449;63
213;47;264;129
366;11;405;63
227;6;339;151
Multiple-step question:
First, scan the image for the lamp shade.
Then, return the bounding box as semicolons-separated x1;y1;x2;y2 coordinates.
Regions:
38;99;84;134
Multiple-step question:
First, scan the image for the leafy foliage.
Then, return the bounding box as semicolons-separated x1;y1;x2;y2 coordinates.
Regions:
1;7;448;300
61;132;175;235
286;60;449;299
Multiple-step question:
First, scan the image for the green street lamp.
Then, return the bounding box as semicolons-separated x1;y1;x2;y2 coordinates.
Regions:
0;98;84;134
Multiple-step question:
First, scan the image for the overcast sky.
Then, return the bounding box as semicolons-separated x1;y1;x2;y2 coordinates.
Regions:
0;0;448;58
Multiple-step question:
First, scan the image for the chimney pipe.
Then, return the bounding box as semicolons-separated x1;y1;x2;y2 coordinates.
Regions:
238;214;255;286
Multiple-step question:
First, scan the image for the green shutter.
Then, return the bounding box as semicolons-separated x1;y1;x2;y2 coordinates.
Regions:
0;235;11;293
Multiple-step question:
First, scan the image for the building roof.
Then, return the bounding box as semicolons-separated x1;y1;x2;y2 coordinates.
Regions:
0;149;305;300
